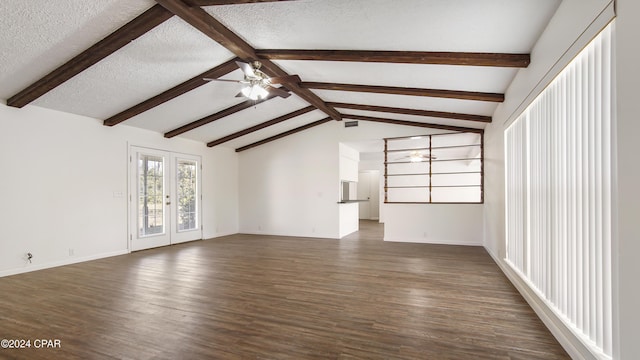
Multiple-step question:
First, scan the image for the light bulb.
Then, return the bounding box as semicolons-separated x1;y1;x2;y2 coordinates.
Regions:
256;85;269;99
241;86;252;98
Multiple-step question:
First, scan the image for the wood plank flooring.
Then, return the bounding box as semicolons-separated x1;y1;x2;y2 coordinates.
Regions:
0;221;569;359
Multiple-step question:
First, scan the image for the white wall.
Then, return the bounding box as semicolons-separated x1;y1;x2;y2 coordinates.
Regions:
481;0;635;359
0;103;239;276
385;204;483;245
238;120;484;245
238;122;340;239
338;143;359;237
613;1;640;358
202;143;240;238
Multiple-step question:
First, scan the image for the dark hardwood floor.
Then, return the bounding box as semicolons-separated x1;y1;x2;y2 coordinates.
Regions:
0;221;569;359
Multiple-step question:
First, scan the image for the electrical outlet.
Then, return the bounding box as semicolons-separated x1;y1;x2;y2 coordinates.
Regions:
68;248;75;256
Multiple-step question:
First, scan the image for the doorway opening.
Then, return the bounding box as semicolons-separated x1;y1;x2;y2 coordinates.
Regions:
358;170;380;220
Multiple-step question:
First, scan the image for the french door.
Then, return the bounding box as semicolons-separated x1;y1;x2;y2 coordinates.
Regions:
129;146;202;251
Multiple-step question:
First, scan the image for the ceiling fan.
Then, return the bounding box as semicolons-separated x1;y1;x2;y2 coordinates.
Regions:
400;151;437;162
204;61;300;100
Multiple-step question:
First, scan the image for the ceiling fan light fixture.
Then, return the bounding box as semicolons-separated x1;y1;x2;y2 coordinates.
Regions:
255;84;269;99
241;84;269;100
240;86;253;98
409;150;428;162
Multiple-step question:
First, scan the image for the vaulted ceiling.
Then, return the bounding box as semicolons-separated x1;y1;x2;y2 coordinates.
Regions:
0;0;561;152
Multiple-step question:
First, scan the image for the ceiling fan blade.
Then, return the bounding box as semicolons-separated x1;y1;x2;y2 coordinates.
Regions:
235;61;256;78
266;86;291;98
268;74;301;85
203;78;241;83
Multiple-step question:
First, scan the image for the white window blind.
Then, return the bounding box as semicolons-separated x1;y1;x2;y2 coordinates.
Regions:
505;22;613;359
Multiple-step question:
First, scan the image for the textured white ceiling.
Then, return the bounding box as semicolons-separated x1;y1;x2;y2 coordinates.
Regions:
0;0;155;99
274;60;518;92
206;0;559;52
0;0;561;150
180;95;313;143
34;16;235;119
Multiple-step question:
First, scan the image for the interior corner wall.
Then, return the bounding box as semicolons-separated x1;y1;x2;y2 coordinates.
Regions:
482;0;618;359
337;121;485;245
238;122;341;239
0;103;239;277
338;143;359;238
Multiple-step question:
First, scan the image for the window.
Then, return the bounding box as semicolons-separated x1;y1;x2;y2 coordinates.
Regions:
384;132;483;203
505;23;614;358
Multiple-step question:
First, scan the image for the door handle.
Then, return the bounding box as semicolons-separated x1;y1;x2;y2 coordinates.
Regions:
166;202;171;205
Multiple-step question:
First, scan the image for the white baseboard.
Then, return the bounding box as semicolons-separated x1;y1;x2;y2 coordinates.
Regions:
238;230;338;240
384;237;482;246
205;231;238;239
485;248;607;360
0;250;129;278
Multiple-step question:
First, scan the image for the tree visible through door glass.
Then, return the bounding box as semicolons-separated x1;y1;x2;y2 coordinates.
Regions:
138;155;164;236
177;160;197;231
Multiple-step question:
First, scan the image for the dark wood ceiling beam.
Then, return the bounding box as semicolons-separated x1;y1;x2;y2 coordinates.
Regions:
207;105;315;147
165;93;281;138
7;5;173;108
258;62;342;120
301;82;504;103
155;0;342;121
342;114;483;134
257;50;530;68
156;0;256;59
236;117;332;152
104;58;238;126
185;0;297;5
327;102;492;123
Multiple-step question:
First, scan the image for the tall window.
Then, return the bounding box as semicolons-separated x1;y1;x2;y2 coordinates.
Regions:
384;132;483;203
505;23;614;359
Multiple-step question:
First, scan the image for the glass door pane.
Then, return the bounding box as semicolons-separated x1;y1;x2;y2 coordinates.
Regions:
138;154;165;236
171;154;202;244
177;159;197;232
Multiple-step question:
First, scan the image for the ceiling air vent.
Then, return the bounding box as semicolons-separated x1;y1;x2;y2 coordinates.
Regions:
345;121;358;128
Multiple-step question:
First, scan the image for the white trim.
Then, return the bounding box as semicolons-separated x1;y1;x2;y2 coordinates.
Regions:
486;249;603;360
384;237;482;246
0;250;129;278
205;231;238;239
